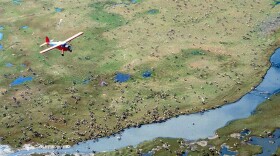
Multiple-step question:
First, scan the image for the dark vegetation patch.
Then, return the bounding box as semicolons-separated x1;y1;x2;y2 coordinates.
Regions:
90;2;126;29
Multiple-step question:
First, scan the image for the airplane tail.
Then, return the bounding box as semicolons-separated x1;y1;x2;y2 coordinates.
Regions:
45;36;50;44
40;36;50;47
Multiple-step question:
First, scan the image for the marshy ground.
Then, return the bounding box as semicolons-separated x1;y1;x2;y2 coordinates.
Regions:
0;0;279;149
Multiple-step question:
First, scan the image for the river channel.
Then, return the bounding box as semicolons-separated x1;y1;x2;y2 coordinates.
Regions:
2;48;280;156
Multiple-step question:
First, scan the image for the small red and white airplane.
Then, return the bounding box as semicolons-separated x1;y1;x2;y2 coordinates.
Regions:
40;32;83;56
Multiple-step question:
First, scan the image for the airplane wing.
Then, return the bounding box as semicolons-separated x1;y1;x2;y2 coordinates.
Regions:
40;44;61;53
40;42;47;47
63;32;83;43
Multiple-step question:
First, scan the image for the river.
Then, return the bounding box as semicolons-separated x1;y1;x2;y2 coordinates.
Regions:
1;48;280;156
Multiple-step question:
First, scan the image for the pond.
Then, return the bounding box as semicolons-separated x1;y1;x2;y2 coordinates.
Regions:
240;129;251;136
12;0;22;5
131;0;140;4
249;129;280;156
10;76;33;86
5;63;13;67
21;26;28;29
0;33;3;40
115;73;130;82
147;9;159;14
55;8;63;12
142;71;152;78
220;145;237;156
274;0;280;5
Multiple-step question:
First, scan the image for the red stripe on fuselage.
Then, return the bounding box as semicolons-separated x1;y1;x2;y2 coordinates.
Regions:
56;45;69;51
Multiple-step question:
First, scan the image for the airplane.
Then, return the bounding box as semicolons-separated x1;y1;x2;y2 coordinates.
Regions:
39;32;83;56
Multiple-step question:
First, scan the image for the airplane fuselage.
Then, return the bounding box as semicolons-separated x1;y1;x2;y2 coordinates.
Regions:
39;32;83;55
49;41;72;52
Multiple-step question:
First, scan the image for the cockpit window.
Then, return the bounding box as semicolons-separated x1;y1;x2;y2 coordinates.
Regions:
62;44;68;47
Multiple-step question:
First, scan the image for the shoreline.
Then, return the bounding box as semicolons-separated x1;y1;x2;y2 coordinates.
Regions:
0;0;280;153
2;41;280;155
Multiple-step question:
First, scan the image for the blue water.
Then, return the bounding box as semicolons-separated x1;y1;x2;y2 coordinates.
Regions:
141;151;154;156
0;33;3;40
240;129;251;136
55;7;63;12
115;73;130;82
0;26;4;30
143;71;152;78
249;129;280;156
5;63;13;67
10;76;33;86
0;33;3;51
220;145;237;156
21;26;28;29
181;150;188;156
83;79;90;84
240;129;251;140
147;9;159;14
12;0;22;5
131;0;139;4
4;48;280;156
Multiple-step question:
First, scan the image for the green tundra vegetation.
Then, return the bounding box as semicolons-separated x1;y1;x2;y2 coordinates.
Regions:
0;0;279;149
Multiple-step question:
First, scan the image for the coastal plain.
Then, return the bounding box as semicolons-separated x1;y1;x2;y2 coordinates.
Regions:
0;0;279;150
